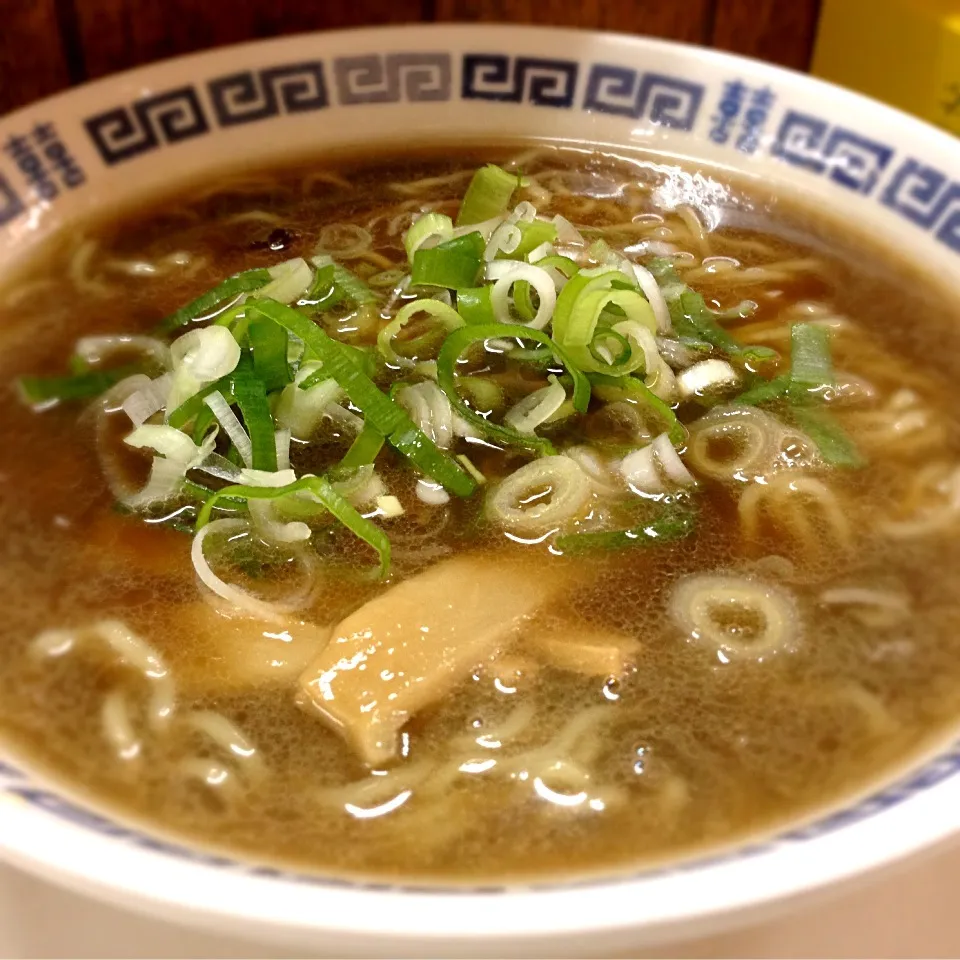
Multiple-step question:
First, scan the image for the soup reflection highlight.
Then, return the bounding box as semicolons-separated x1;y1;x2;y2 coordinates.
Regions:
1;146;960;882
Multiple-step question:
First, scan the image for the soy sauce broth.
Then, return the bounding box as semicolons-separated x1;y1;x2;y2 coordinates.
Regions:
1;145;960;883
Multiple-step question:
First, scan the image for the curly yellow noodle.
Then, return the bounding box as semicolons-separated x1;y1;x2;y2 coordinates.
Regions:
67;238;111;298
221;210;285;226
842;389;948;457
2;277;58;310
676;204;710;258
301;170;353;193
388;169;472;196
190;176;289;202
739;473;853;560
817;683;899;738
881;461;960;539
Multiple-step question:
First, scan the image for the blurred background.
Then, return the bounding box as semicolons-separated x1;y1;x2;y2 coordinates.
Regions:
6;1;959;136
0;0;821;116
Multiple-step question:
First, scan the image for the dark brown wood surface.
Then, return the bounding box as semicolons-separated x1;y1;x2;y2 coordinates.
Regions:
71;0;423;81
433;0;714;44
0;0;74;115
0;0;821;115
712;0;823;71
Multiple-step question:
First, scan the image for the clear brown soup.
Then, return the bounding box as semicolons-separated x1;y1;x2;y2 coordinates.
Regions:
1;144;959;884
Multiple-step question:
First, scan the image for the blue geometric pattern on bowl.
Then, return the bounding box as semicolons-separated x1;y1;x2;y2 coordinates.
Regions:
2;739;960;893
208;62;328;127
84;86;210;165
0;48;955;261
334;54;451;105
583;64;703;129
882;157;960;252
3;41;960;892
771;109;894;194
0;48;954;261
461;55;578;108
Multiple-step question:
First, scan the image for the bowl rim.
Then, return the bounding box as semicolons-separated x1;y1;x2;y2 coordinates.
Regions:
3;20;960;949
5;19;959;153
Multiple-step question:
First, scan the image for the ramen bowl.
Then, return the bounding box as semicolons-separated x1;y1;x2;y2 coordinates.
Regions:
2;22;960;958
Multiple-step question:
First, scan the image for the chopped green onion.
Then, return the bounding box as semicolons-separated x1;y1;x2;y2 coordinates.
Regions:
195;475;391;578
788;322;834;402
340;423;385;469
256;310;408;438
167;371;236;429
232;366;277;472
789;406;864;469
513;280;537;322
299;343;376;386
533;254;579;279
731;325;835;409
190;402;221;444
713;300;758;321
506;220;557;260
328;463;377;498
410;232;484;290
504;374;566;435
166;352;255;430
436;323;591;453
247;300;475;497
507;344;554;366
226;309;254;344
377;299;465;368
676;288;774;362
733;373;791;407
249;318;292;392
677;336;713;354
555;505;696;553
17;364;141;407
157;268;272;333
334;264;377;306
587;237;612;261
552;270;628;346
182;479;247;510
458;375;503;413
404;213;454;262
456;286;495;325
647;259;776;363
588;372;685;447
212;301;249;330
562;289;658;376
300;263;341;312
589;328;632;367
456;164;524;227
308;258;378;307
456;453;486;485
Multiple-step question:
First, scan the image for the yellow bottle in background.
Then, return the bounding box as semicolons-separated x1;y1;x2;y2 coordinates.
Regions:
812;0;960;136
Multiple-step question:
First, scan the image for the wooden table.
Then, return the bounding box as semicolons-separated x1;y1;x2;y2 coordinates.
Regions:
1;0;821;115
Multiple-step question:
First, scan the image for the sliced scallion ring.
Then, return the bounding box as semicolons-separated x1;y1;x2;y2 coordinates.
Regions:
157;268;272;333
503;375;567;435
195;474;391;577
377;299;465;369
436;322;590;454
485;261;557;330
456;164;525;227
403;212;454;261
246;300;476;496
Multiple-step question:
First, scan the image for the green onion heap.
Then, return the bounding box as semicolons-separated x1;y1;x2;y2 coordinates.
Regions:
18;162;861;584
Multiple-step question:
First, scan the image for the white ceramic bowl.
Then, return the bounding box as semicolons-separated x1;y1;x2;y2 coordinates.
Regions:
2;23;960;958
